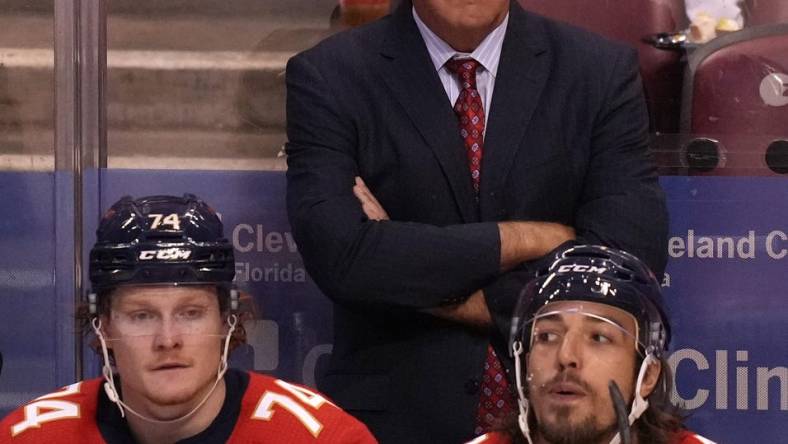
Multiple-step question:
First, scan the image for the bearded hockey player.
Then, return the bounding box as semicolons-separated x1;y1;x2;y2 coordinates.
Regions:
1;194;377;444
468;245;715;444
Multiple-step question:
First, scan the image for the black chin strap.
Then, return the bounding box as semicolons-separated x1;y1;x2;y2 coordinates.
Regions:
608;381;631;444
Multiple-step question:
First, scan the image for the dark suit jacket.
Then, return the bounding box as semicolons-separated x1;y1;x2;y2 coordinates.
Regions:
284;2;668;443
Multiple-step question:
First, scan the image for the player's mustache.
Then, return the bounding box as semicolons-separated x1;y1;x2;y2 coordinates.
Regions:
541;371;595;395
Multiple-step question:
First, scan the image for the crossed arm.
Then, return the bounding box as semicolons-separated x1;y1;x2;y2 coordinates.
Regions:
352;177;574;329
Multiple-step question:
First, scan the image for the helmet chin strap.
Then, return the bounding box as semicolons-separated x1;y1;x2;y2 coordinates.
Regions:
608;353;657;444
512;339;657;444
512;340;535;444
91;315;238;424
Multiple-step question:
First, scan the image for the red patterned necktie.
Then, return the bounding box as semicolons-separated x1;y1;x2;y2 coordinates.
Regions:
446;58;484;194
475;345;515;435
446;57;515;435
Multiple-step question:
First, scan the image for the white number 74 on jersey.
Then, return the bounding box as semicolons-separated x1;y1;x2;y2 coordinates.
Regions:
12;383;82;437
252;380;335;437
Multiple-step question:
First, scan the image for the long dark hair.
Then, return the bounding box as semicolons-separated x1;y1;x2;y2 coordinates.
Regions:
500;356;687;444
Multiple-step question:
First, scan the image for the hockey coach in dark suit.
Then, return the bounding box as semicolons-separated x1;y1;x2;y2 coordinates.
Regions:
284;0;668;442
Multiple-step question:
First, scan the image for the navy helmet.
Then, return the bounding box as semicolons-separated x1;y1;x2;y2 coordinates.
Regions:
511;245;670;358
89;194;235;292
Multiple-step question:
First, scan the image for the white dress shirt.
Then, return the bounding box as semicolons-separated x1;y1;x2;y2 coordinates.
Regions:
412;6;509;130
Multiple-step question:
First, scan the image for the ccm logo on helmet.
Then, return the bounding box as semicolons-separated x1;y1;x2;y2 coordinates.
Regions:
557;264;607;274
139;248;192;261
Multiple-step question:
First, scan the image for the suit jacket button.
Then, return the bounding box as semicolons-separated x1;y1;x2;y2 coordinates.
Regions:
464;377;480;394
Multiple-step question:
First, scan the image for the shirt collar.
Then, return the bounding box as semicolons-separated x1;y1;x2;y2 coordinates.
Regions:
412;6;509;78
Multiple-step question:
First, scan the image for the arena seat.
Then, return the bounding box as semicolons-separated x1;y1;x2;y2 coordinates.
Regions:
681;23;788;175
517;0;688;134
743;0;788;26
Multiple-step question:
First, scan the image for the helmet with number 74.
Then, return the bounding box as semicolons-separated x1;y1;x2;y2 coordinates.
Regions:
89;194;236;291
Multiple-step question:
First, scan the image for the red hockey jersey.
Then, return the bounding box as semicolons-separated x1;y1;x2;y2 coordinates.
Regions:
466;430;717;444
0;370;377;443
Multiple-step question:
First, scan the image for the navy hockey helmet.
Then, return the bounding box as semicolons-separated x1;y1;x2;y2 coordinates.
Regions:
89;194;235;292
511;245;670;358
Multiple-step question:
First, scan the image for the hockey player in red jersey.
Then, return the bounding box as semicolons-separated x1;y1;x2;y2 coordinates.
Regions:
0;194;377;444
468;245;716;444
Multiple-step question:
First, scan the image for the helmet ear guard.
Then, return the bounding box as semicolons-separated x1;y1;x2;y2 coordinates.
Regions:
88;292;98;315
229;288;239;312
647;321;669;358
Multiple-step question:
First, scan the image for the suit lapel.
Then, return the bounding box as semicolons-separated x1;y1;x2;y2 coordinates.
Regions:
376;4;478;223
480;5;551;218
